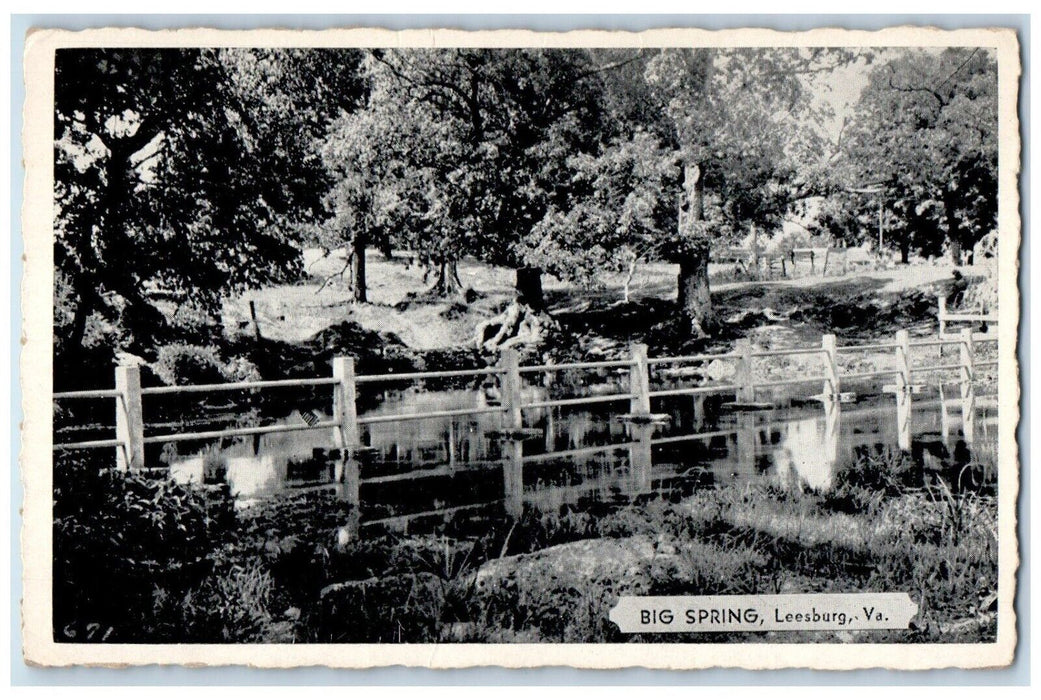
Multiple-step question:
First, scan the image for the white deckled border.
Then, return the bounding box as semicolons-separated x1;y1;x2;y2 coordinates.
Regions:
20;24;1022;670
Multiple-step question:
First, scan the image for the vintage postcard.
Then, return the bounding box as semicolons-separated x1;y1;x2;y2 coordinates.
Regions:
20;25;1021;670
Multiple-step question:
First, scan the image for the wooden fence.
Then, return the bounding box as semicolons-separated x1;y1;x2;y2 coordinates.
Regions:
937;294;997;339
55;329;998;467
711;246;877;277
53;330;999;535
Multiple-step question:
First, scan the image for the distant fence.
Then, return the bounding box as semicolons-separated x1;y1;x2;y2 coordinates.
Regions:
937;294;997;339
712;246;877;277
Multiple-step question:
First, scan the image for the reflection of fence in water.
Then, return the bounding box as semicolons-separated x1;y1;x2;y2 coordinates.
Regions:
53;329;1000;538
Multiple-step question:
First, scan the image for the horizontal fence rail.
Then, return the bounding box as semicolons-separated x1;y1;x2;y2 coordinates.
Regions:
142;420;342;445
53;437;125;451
647;351;740;366
355;367;501;384
356;406;505;425
647;384;738;398
52;389;124;400
937;295;998;338
521;393;635;411
519;359;632;374
141;377;339;395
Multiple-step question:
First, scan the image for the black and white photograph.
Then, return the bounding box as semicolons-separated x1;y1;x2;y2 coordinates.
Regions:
20;25;1020;669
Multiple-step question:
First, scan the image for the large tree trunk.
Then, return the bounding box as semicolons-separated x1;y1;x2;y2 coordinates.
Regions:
950;238;962;265
516;266;544;311
899;239;910;264
677;249;715;334
431;258;463;297
676;163;715;334
350;233;367;303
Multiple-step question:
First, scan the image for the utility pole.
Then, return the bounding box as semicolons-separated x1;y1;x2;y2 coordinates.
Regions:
877;198;884;252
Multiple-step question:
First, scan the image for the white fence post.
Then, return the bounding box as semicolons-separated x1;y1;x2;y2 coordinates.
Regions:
332;356;359;450
629;343;651;415
500;349;524;516
114;365;144;471
500;349;523;432
821;334;840;465
894;329;912;451
734;339;755;403
332;356;360;536
627;343;653;492
960;328;976;444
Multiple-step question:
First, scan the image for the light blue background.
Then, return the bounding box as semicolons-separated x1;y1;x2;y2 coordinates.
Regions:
9;13;1030;685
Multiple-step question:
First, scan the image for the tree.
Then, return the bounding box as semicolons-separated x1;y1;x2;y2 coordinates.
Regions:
842;48;998;263
642;48;855;333
320;97;432;302
324;48;616;309
528;129;678;303
54;48;363;361
536;48;849;334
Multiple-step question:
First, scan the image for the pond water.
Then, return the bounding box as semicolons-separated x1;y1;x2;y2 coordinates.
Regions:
165;376;999;533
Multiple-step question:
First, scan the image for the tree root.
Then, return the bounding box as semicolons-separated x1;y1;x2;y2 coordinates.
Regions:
474;301;557;352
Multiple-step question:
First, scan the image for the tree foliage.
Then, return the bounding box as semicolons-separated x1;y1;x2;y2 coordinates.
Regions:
542;48;856;327
54;48;363;360
841;48;998;261
320;48;618;300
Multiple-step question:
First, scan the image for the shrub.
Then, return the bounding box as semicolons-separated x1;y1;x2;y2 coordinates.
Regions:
53;458;236;642
823;447;921;513
223;356;262;383
152;342;227;387
168;299;222;343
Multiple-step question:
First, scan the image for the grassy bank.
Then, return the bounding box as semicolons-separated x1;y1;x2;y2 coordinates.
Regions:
54;445;997;644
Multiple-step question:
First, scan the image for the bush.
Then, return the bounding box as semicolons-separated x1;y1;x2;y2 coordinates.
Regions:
53;459;236;642
152;342;227;386
823;447;922;513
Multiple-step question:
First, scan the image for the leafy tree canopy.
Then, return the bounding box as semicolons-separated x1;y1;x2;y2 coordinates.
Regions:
54;48;364;357
840;48;998;260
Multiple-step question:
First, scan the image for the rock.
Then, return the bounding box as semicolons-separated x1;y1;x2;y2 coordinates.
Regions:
439;621;480;642
475;536;676;593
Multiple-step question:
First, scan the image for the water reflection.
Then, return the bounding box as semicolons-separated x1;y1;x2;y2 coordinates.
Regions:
167;384;999;526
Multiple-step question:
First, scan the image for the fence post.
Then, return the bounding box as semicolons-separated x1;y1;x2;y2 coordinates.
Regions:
821;334;840;465
500;349;522;432
332;356;360;537
821;334;839;404
629;343;651;415
626;343;653;491
960;328;976;444
332;356;359;450
500;349;524;516
894;329;912;451
734;339;755;403
114;365;144;471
